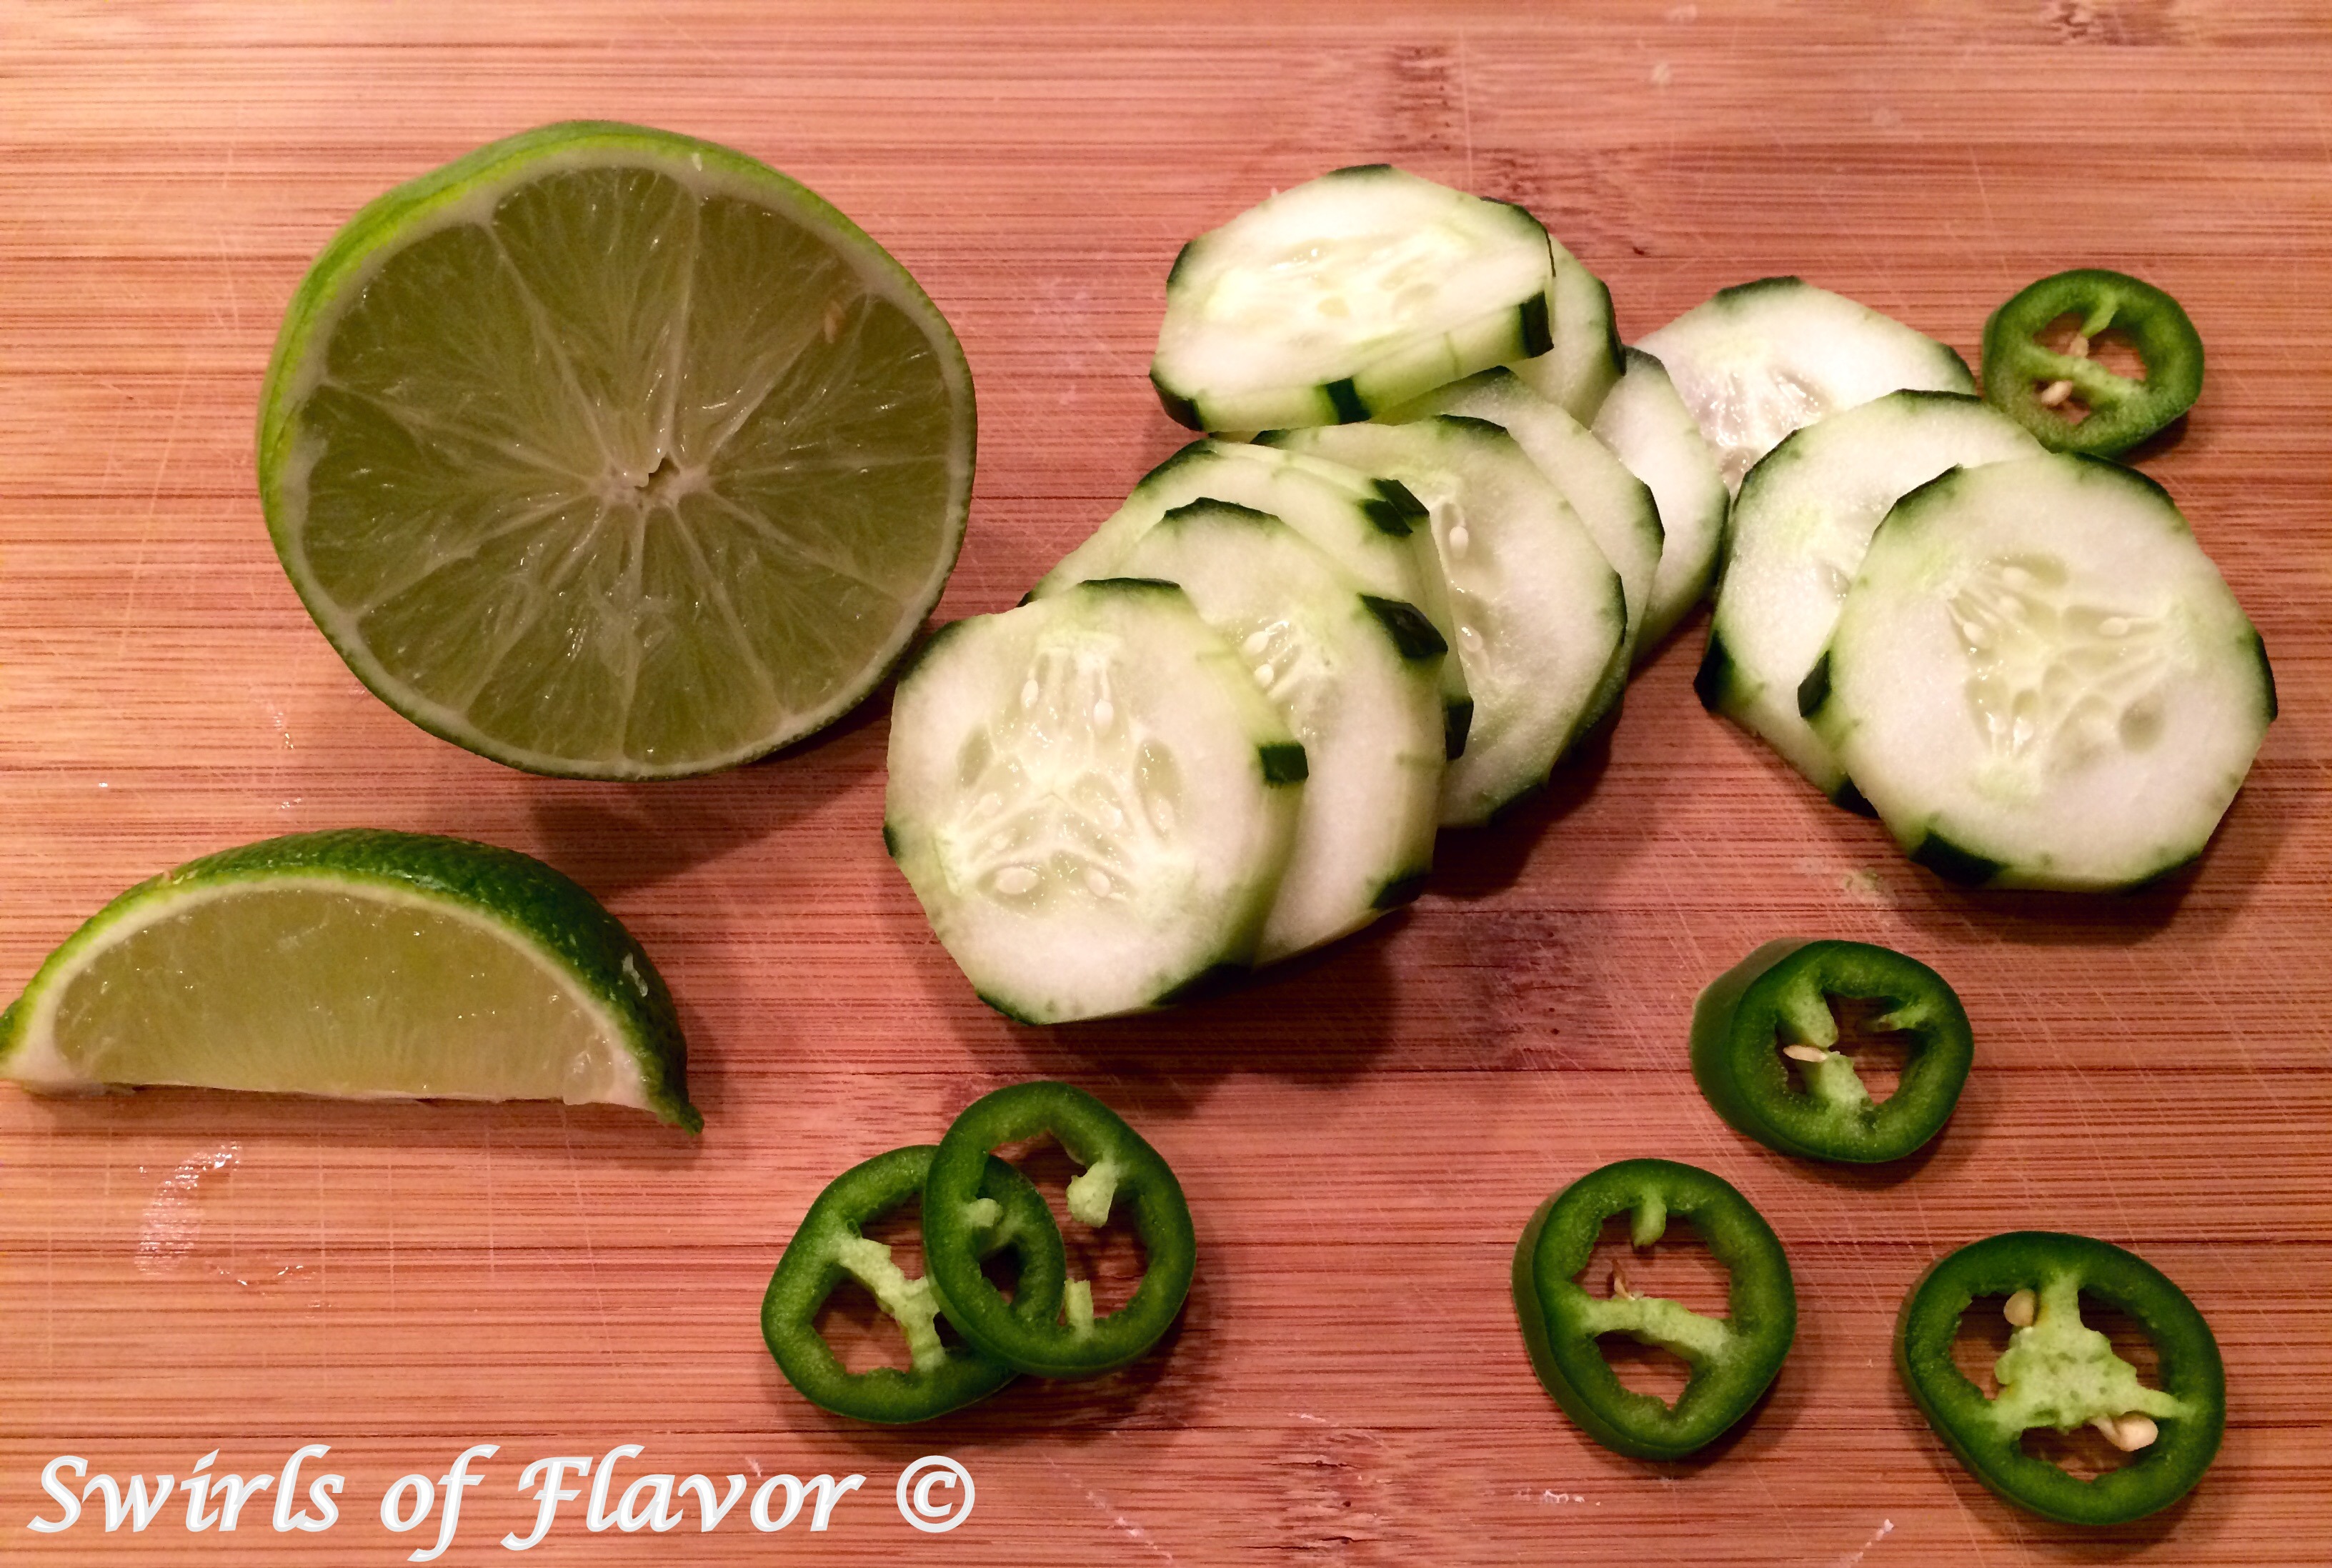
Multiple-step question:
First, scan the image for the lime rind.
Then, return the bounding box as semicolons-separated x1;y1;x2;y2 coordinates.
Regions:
0;830;701;1132
260;122;975;779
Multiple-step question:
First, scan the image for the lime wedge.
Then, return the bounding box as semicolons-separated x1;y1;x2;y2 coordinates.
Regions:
259;122;975;779
0;830;699;1130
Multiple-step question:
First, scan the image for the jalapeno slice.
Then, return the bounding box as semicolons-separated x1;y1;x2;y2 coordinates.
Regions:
1513;1159;1796;1460
761;1144;1067;1423
1895;1232;2225;1524
1980;269;2203;456
925;1082;1196;1379
1690;939;1975;1164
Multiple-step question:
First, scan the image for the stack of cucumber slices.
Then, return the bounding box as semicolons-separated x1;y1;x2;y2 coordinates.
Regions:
888;167;1698;1022
1694;334;2269;891
1798;454;2271;889
887;167;2273;1022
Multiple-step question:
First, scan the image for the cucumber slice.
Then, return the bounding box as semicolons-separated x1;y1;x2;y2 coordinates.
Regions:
1389;366;1661;671
1265;417;1626;825
1119;502;1445;962
1806;456;2272;890
1510;240;1624;424
1637;277;1975;494
885;580;1305;1022
1703;392;2041;799
1034;437;1473;757
1593;347;1728;658
1151;166;1556;432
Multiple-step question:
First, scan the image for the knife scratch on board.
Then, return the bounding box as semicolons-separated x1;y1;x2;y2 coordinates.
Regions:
1043;1456;1176;1563
1830;1517;1894;1567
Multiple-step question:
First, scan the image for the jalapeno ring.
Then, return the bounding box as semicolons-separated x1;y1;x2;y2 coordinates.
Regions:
761;1144;1066;1422
1513;1158;1796;1460
925;1082;1196;1379
1895;1230;2225;1524
1690;939;1975;1164
1980;268;2203;456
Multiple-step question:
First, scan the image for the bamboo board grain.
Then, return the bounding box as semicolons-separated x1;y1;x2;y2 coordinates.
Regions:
2;1;2328;1562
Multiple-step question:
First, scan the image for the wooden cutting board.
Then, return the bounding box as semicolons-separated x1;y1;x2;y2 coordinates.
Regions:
4;3;2327;1562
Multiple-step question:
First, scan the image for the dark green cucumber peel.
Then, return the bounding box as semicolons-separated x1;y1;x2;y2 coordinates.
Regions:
2128;850;2206;894
2070;449;2181;511
1793;464;1964;723
1371;869;1431;910
1694;634;1741;713
1795;651;1835;722
1434;413;1511;440
1889;389;1995;418
1258;744;1310;787
1733;421;1810;504
890;615;975;686
1480;766;1573;830
1518;290;1555;359
1713;275;1807;308
1150;374;1204;431
1730;391;1980;506
1908;834;2007;889
1830;779;1878;818
1793;639;1907;824
1705;634;1871;812
975;992;1046;1026
1160;498;1274;528
1574;574;1635;738
1482;194;1543;224
990;954;1254;1019
2256;632;2278;721
1157;170;1558;433
1361;479;1427;535
1454;196;1554;356
1360;596;1450;662
1152;962;1250;1008
1616;344;1664;380
1445;699;1475;762
1139;440;1217;488
1085;577;1185;596
1886;462;1973;526
1165;239;1199;290
1701;277;1972;380
1588;274;1624;375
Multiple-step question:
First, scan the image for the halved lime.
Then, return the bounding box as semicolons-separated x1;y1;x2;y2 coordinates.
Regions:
0;830;699;1130
259;122;975;779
